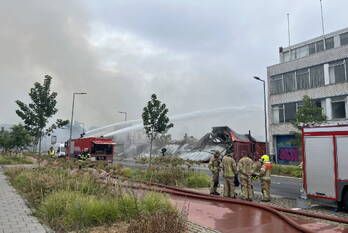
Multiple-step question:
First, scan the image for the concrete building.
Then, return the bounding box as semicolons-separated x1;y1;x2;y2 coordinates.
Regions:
267;27;348;164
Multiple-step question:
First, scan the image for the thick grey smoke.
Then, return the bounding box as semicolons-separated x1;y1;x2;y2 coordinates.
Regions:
1;0;348;140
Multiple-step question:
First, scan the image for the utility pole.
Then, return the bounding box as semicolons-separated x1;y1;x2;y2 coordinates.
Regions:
287;13;291;47
253;76;268;155
69;92;87;148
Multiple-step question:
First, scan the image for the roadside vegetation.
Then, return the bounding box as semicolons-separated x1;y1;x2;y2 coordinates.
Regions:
114;157;211;188
0;154;33;165
5;164;187;233
272;164;302;178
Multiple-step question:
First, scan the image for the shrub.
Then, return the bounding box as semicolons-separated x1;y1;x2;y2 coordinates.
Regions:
185;172;211;188
272;164;302;178
37;191;122;231
140;192;174;213
37;191;175;232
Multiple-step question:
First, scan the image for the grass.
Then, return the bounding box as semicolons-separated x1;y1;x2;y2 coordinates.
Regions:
0;154;33;165
272;164;302;178
5;166;185;233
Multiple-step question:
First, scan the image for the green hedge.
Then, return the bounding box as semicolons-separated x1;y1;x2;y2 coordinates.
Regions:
272;164;302;178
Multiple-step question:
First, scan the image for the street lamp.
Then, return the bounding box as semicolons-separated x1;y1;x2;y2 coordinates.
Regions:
69;92;87;145
253;76;268;154
119;111;128;121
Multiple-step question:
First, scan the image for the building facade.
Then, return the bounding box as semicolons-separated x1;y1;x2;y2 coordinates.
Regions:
267;27;348;164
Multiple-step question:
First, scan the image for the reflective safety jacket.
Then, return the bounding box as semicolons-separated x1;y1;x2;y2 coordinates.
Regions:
48;150;56;157
259;162;272;181
237;156;254;179
208;157;220;174
221;156;237;177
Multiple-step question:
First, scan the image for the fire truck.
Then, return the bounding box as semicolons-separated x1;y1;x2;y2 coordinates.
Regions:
302;125;348;209
66;137;115;163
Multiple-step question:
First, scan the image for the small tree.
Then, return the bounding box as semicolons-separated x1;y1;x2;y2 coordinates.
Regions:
15;75;69;154
142;94;174;165
0;128;13;153
10;124;32;152
291;95;326;148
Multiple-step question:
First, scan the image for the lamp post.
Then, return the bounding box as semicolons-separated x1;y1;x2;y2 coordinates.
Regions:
253;76;268;155
119;111;128;121
69;92;87;145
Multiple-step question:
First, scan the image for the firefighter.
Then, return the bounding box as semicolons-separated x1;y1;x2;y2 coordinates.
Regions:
221;152;238;198
80;148;91;161
257;155;273;202
237;153;255;201
208;151;221;195
48;147;56;157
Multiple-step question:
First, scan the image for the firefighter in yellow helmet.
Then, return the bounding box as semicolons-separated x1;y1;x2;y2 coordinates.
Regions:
256;155;273;202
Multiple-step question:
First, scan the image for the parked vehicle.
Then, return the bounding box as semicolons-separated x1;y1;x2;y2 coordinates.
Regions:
302;125;348;209
55;143;66;157
66;137;115;163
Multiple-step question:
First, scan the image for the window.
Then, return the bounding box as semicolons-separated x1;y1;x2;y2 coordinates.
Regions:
283;51;290;62
308;43;316;55
329;60;346;84
296;68;310;90
325;37;334;49
270;75;283;94
316;40;324;52
272;105;283;124
340;32;348;46
310;65;325;88
297;46;309;58
284;103;296;122
290;49;297;60
283;72;296;92
331;96;346;119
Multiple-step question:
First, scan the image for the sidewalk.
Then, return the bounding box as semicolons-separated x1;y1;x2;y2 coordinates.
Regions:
0;167;47;233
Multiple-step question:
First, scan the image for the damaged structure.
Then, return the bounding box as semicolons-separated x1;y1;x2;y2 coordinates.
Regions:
119;126;265;162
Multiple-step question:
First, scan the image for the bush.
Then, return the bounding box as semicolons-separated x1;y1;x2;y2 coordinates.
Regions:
185;172;211;188
140;192;174;213
37;191;120;231
6;167;109;206
272;164;302;178
37;191;175;232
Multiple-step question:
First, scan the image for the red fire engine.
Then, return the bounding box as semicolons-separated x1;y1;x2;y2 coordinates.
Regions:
66;137;115;163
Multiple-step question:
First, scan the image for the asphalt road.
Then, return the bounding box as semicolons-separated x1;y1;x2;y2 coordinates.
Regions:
115;159;302;200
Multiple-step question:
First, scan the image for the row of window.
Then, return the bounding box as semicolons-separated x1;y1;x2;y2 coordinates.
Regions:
282;31;348;63
272;97;347;124
270;58;348;95
283;37;334;62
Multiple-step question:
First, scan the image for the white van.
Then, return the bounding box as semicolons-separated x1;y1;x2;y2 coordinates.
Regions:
55;143;66;157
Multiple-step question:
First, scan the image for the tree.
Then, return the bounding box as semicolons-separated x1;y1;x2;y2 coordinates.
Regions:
15;75;69;154
0;128;13;152
142;94;174;164
10;124;32;152
290;95;326;148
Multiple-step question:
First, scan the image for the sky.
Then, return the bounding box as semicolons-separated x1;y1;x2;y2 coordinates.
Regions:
1;0;348;140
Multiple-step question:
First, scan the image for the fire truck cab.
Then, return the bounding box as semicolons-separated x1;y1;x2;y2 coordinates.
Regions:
302;125;348;209
66;137;115;163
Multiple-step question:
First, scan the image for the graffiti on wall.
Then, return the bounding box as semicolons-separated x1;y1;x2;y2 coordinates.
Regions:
278;148;299;162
